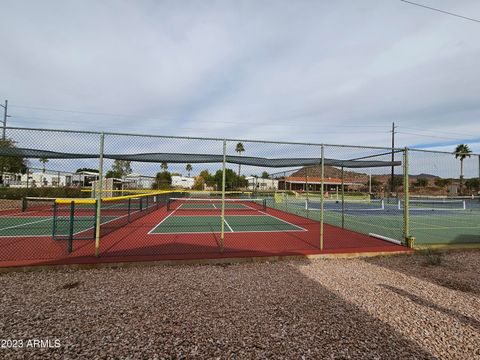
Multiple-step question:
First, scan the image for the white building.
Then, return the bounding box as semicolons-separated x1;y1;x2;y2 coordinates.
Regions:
124;173;156;189
246;176;278;191
171;175;195;189
3;170;98;188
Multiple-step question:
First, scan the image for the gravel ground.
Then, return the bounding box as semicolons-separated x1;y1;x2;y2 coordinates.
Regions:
0;251;479;359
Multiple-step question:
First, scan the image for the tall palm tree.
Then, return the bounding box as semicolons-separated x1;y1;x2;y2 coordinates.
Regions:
39;157;49;173
454;144;471;194
235;142;245;179
186;164;192;177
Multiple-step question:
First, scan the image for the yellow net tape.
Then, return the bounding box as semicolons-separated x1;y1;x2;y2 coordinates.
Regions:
55;190;174;204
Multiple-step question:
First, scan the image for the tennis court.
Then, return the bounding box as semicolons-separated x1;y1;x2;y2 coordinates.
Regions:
152;197;305;234
281;197;480;245
0;193;409;266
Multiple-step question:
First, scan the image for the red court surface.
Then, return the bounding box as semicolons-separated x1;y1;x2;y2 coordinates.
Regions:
0;205;410;268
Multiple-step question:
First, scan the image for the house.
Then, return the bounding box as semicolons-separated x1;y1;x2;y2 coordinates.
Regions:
124;173;155;189
245;177;278;191
171;175;195;189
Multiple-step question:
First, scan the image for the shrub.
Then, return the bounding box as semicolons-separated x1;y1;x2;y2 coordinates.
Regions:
418;248;442;266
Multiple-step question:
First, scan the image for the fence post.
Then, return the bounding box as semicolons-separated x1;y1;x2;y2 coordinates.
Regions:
220;139;227;252
341;166;345;229
403;147;410;245
320;145;325;250
305;167;309;218
68;201;75;254
94;132;105;257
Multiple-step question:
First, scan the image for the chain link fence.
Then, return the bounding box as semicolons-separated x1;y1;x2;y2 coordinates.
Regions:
0;126;478;265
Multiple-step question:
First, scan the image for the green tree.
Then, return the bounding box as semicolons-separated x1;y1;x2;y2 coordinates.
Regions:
465;178;480;192
39;157;49;173
415;178;428;187
199;169;214;186
0;138;27;184
434;178;451;188
152;171;172;189
192;176;205;190
112;160;132;176
370;177;381;191
392;175;403;188
261;171;269;179
186;164;193;177
214;168;237;191
454;144;472;194
235;142;245;179
105;160;132;179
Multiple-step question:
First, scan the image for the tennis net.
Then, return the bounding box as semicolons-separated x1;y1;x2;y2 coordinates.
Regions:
305;199;385;212
52;192;171;251
22;197;56;212
167;197;267;212
399;199;466;211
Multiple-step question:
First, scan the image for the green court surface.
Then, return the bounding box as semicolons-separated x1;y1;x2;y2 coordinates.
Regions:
274;203;480;245
0;216;116;237
149;215;306;234
324;211;480;245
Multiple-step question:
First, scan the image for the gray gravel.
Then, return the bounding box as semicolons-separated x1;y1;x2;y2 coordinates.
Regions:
0;251;479;359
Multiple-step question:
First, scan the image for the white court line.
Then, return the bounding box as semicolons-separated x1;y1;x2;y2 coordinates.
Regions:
257;210;308;231
0;215;110;239
67;205;159;238
149;229;308;235
148;214;308;235
147;209;177;234
223;218;234;232
0;205;160;239
0;217;52;232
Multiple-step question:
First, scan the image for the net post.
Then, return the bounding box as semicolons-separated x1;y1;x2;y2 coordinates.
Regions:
92;199;98;238
68;201;75;254
127;198;131;222
220;139;227;252
403;147;410;245
305;167;309;218
341;166;345;229
320;145;325;251
52;201;58;239
21;197;27;212
94;132;105;257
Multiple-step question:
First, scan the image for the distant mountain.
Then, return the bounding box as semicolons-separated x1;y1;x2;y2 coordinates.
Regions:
411;173;440;179
291;166;367;181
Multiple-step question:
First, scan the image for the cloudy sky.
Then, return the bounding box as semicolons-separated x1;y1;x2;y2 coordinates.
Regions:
1;0;480;155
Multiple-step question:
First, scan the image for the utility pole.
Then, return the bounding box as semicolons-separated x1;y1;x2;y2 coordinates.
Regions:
390;122;397;194
0;100;9;186
0;100;10;140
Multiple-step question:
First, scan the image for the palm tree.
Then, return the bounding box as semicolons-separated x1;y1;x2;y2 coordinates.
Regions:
186;164;192;177
235;142;245;179
160;162;168;171
454;144;471;194
39;157;49;173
